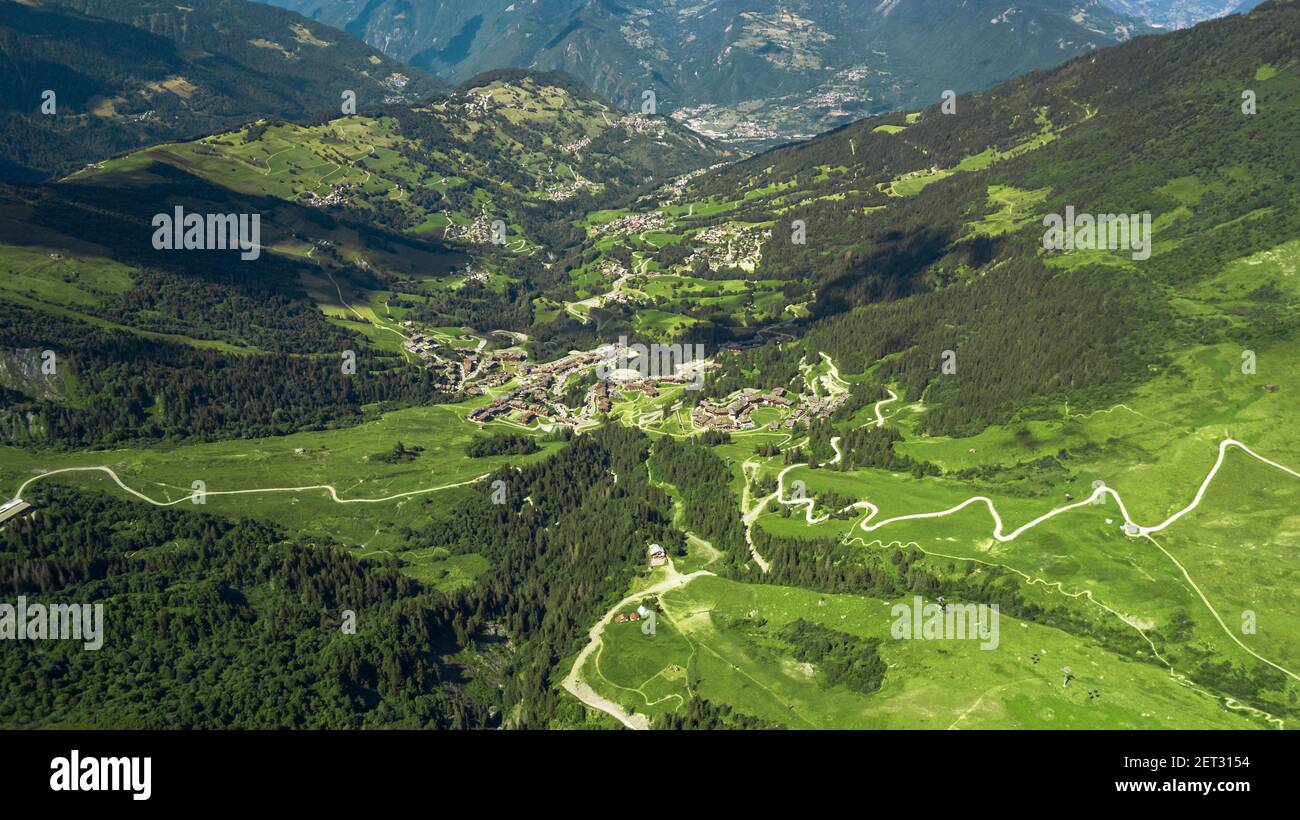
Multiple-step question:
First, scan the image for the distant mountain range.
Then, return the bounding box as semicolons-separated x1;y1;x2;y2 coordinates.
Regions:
1100;0;1248;27
0;64;731;393
262;0;1153;148
0;0;443;182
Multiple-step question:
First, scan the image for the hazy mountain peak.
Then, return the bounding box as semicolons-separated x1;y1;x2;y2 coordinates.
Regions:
1097;0;1245;27
260;0;1150;148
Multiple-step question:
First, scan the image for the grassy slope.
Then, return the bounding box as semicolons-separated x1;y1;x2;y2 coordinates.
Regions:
585;575;1259;729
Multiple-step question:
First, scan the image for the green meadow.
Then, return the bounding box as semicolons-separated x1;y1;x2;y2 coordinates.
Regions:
0;402;561;563
583;575;1263;729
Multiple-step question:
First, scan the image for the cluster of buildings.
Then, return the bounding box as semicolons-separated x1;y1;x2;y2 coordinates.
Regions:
669;103;730;141
402;323;526;393
726;120;780;141
597;259;630;278
691;387;791;431
603;290;639;307
638;162;730;208
529;347;617;395
464;339;720;427
669;103;780;143
468;384;579;427
590;377;658;412
401;330;466;389
399;323;863;437
806;75;875;121
382;73;410;91
649;166;713;207
619;114;663;134
688;380;848;433
596;211;667;238
695;226;731;244
303;185;352;208
686;224;769;273
394;311;856;438
468;346;617;426
592;380;614;413
783;390;849;428
545;176;595;201
560;136;591;154
442;211;499;245
457;91;494;116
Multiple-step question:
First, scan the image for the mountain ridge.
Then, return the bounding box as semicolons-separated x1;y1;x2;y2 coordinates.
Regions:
0;0;444;182
262;0;1153;147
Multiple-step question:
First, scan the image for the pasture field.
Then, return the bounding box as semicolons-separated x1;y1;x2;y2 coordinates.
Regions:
0;402;561;556
0;245;257;353
1154;453;1300;674
582;575;1265;729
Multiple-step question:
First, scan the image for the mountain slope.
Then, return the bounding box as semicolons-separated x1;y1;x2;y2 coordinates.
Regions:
555;0;1299;433
264;0;1150;147
0;69;730;445
67;69;731;250
0;0;443;182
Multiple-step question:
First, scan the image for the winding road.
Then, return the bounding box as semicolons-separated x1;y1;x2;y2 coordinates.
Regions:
846;438;1300;544
10;466;488;507
561;561;716;729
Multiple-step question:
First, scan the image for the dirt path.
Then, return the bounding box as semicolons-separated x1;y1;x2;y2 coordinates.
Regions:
561;561;715;729
12;466;488;507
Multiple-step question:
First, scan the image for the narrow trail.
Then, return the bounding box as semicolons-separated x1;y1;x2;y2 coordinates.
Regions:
1064;402;1174;429
947;677;1040;730
580;431;1297;726
851;532;1286;729
11;466;488;507
324;271;410;342
559;342;1296;727
848;438;1300;544
259;146;295;176
817;352;850;396
18;314;1294;728
742;386;900;571
321;270;416;364
563;273;632;321
740;400;1300;706
836;438;1300;684
561;561;716;729
741;493;775;573
873;389;899;426
1144;532;1298;684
